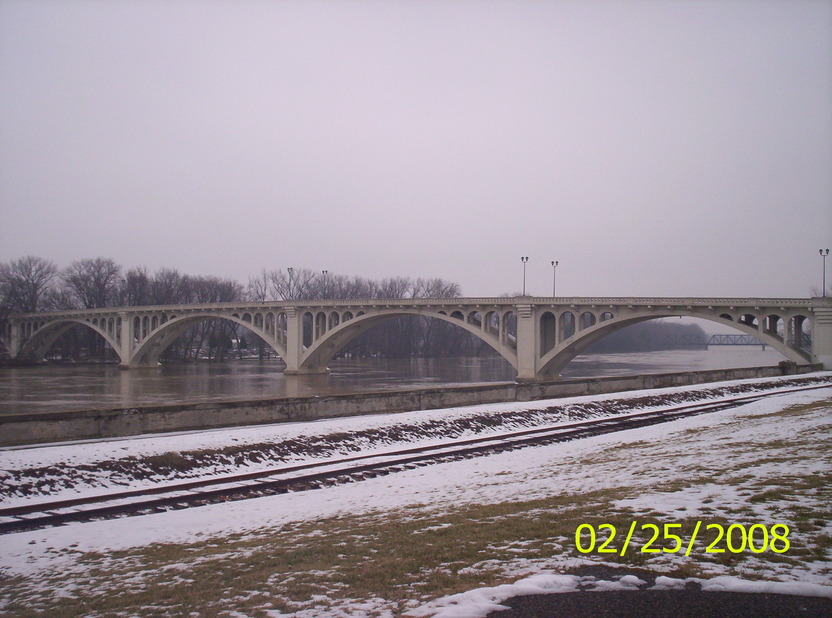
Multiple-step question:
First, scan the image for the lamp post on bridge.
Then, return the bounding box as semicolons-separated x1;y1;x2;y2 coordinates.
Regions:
551;260;558;297
821;249;830;297
520;256;529;295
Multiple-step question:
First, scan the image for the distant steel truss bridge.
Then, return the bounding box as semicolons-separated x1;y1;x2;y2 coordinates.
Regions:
666;333;812;350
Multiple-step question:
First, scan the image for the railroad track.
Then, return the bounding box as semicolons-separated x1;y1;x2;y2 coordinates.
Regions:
2;382;830;535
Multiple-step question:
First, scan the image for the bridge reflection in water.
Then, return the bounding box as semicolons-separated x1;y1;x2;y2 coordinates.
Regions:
0;347;789;417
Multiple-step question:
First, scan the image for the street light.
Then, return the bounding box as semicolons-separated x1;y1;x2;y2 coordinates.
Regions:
551;260;559;297
520;256;529;295
821;249;830;297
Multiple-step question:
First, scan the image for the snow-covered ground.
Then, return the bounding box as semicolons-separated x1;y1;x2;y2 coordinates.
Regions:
1;373;831;615
2;373;829;504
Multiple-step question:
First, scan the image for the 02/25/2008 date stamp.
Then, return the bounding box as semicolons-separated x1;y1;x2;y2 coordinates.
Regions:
574;522;790;556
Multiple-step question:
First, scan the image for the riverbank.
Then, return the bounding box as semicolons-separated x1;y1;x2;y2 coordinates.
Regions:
1;376;830;615
0;362;822;446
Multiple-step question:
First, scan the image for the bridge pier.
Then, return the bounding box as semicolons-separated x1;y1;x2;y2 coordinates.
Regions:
118;311;132;368
282;307;302;374
282;307;329;375
6;296;831;376
515;303;537;381
812;305;832;369
7;323;21;359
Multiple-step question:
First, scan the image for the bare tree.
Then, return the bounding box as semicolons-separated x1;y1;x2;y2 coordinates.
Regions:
120;267;152;306
191;276;243;303
63;258;121;309
375;277;412;299
337;275;377;300
412;277;461;299
0;279;9;327
0;255;58;313
43;283;80;311
150;268;189;305
247;270;270;301
3;255;478;362
280;268;319;300
248;268;322;301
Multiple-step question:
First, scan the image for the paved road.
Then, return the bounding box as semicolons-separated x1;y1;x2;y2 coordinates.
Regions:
488;589;832;617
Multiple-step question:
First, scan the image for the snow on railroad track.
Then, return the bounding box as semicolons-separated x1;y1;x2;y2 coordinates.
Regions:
1;373;831;615
2;373;831;507
8;388;823;535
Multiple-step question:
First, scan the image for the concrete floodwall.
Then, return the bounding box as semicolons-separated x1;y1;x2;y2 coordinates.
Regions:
0;363;823;447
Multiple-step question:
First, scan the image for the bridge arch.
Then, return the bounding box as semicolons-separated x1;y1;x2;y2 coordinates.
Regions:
17;318;123;363
559;311;575;341
129;312;287;366
7;297;829;376
537;311;809;377
540;311;556;355
298;308;518;373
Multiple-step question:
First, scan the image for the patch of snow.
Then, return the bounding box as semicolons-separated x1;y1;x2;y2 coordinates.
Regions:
699;576;832;598
586;574;646;591
405;573;582;618
3;373;829;504
652;576;688;590
0;375;830;614
407;573;832;618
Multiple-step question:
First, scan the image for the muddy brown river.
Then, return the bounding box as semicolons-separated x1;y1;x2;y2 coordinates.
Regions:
0;347;788;416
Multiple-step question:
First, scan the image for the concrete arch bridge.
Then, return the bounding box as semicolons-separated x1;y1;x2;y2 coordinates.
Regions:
3;297;831;380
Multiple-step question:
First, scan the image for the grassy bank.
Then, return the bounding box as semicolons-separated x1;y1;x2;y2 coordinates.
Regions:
1;398;829;616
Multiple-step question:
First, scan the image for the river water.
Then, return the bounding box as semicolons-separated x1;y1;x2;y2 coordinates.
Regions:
0;347;787;416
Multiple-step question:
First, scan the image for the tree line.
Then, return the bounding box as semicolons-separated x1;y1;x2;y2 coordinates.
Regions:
1;255;712;364
585;320;706;353
0;256;486;362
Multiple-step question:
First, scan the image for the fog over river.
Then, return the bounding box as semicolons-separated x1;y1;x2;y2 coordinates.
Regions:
0;347;788;416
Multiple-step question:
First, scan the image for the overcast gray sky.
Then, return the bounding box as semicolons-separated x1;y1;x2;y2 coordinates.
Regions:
1;0;830;298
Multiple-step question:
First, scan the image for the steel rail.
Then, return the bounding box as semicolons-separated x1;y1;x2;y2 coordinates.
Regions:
1;382;830;535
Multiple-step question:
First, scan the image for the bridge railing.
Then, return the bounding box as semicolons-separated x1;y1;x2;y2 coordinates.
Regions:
6;296;824;321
